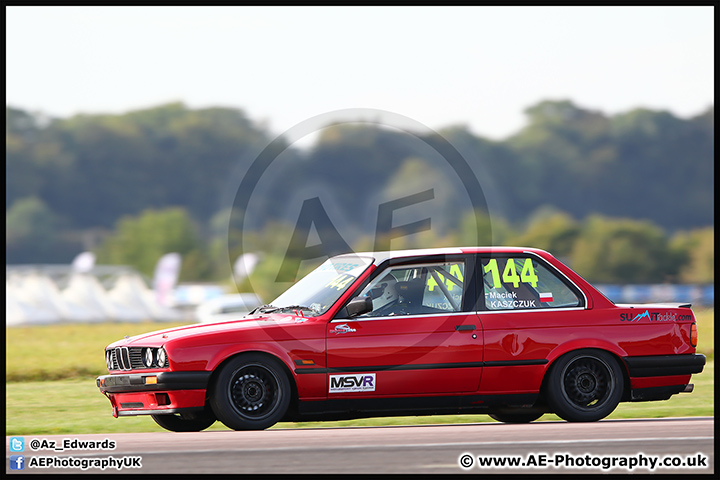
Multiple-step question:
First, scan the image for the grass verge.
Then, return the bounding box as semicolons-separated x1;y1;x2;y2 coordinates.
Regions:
5;321;189;382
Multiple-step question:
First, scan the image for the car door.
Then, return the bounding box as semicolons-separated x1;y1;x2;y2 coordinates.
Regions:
326;256;483;397
475;253;587;395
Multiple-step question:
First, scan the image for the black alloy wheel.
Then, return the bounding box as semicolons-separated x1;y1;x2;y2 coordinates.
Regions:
210;353;291;430
545;349;624;422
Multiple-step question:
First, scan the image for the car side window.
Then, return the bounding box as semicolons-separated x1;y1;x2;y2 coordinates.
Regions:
482;257;581;311
358;262;465;317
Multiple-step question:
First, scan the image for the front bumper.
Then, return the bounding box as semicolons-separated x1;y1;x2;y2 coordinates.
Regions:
97;371;211;393
97;371;211;417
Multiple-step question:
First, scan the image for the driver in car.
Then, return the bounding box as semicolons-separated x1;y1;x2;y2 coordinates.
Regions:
365;274;400;316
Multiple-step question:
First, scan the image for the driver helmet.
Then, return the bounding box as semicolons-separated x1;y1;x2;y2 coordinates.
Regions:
372;274;399;310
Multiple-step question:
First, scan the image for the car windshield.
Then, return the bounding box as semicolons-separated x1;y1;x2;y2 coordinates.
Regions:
268;255;374;316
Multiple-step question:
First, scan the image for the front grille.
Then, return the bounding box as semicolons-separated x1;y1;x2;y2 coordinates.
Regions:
129;348;144;368
108;347;168;371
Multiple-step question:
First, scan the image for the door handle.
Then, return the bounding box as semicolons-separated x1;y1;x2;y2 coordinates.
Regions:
455;325;477;331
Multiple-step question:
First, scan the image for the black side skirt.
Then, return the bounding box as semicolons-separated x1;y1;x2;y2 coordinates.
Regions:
294;393;539;421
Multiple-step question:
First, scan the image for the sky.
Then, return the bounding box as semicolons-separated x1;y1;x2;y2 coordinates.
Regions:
6;6;714;141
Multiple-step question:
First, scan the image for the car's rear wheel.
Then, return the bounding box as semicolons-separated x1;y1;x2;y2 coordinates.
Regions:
209;353;291;431
545;349;623;422
151;409;216;432
488;410;544;424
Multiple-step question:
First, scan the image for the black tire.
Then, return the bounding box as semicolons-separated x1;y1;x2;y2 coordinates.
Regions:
545;349;623;422
488;411;544;424
151;409;216;432
209;353;291;431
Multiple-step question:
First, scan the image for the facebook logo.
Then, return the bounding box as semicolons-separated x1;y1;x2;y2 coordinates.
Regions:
10;455;25;470
9;436;24;452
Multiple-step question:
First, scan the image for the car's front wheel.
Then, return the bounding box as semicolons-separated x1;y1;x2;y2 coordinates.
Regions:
545;349;623;422
209;353;291;431
151;409;216;432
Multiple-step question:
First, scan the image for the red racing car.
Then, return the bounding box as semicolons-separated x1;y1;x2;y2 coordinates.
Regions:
97;247;705;431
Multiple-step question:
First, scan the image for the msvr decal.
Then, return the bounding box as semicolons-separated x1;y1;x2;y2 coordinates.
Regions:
329;374;376;393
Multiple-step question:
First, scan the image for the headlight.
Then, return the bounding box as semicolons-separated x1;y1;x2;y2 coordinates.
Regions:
157;347;167;368
143;347;154;367
105;350;113;370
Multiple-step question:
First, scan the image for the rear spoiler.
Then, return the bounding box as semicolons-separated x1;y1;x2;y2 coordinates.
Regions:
616;303;692;309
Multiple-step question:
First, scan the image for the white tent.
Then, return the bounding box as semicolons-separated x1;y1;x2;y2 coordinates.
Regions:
62;273;126;322
6;260;198;325
107;272;181;322
6;279;61;326
6;272;70;324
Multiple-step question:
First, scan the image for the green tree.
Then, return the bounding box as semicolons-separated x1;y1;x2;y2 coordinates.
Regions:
437;126;525;222
6;101;713;268
456;210;513;247
95;208;211;281
6;107;72;209
504;101;713;231
6;196;79;263
670;227;714;283
506;100;615;221
606;107;714;229
569;215;681;283
515;207;580;259
290;123;436;233
378;156;462;239
38;102;272;229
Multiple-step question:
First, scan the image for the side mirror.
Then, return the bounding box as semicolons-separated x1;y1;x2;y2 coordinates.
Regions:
346;296;373;318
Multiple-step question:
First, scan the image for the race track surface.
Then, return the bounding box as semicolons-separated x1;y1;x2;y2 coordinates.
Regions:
6;417;714;474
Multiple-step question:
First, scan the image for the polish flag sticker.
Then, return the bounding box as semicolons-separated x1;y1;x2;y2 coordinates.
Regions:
539;292;553;302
